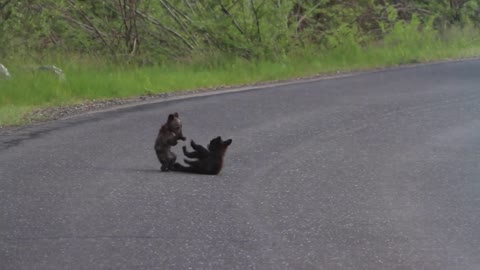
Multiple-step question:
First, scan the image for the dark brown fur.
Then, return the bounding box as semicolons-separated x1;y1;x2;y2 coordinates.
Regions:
172;136;232;175
154;112;186;171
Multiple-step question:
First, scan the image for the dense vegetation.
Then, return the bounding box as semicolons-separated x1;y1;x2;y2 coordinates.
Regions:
2;0;480;61
1;1;480;126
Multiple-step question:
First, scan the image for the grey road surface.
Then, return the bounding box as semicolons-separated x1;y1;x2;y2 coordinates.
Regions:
1;60;480;270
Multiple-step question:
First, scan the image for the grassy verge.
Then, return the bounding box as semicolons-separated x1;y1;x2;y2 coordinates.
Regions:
1;26;480;127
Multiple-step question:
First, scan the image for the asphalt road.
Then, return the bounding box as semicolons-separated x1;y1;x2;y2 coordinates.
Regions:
1;60;480;270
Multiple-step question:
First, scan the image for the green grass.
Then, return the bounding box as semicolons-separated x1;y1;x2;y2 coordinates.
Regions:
2;26;480;127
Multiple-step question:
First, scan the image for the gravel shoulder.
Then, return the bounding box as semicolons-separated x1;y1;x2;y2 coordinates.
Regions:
0;70;346;135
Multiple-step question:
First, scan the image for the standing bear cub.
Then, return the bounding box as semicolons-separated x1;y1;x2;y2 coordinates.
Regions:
172;136;232;175
154;112;186;171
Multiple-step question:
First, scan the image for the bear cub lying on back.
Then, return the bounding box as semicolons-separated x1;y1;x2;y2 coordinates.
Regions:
154;112;186;171
172;136;232;175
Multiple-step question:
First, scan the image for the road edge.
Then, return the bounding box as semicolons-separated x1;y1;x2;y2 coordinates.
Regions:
1;56;479;141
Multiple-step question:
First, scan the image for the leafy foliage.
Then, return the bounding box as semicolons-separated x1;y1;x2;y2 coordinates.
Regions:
0;0;479;63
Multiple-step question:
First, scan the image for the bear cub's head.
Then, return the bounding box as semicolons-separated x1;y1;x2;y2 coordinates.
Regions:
208;136;232;153
166;112;186;143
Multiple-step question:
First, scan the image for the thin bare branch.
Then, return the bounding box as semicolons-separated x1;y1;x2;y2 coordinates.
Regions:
136;10;194;50
165;0;193;23
218;1;244;35
250;0;263;41
66;0;109;48
159;0;199;46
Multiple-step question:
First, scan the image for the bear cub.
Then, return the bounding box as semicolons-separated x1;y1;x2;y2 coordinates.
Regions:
172;136;232;175
154;112;186;171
